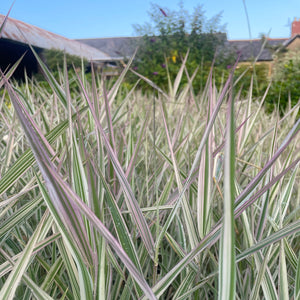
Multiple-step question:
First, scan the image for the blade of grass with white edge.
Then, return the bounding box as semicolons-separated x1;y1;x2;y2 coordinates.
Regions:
0;248;55;300
198;81;214;239
249;246;273;300
6;80;94;266
144;120;299;298
107;49;137;106
0;54;25;89
158;98;199;251
38;179;92;299
235;117;300;211
236;220;300;262
240;204;277;299
43;163;157;299
171;50;190;100
218;78;236;300
0;106;88;197
155;60;239;258
5;78;156;299
0;197;43;241
279;174;290;300
74;73;155;260
97;167;143;272
26;44;68;109
0;211;46;299
295;251;300;300
279;239;289;300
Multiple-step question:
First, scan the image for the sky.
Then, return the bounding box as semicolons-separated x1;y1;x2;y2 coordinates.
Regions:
1;0;300;40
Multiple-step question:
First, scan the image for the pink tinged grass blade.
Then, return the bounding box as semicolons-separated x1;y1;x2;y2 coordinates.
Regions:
5;80;95;264
6;81;156;299
37;178;93;300
75;74;155;259
218;81;236;300
0;54;25;89
43;166;157;299
0;2;14;37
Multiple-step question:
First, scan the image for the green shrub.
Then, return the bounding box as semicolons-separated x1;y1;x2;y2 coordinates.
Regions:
234;63;270;97
42;48;88;73
128;3;235;92
266;50;300;113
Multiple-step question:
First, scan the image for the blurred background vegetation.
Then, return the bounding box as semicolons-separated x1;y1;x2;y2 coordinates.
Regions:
27;3;300;116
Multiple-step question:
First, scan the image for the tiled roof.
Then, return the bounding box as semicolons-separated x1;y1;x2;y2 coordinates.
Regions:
76;37;140;60
226;38;288;61
78;36;290;62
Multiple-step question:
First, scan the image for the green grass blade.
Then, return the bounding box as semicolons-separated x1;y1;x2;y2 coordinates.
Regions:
218;81;236;300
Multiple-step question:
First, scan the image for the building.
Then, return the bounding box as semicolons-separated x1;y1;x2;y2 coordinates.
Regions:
78;18;300;76
0;14;111;78
2;14;300;78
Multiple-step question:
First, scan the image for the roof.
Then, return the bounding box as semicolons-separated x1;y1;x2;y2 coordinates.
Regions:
77;37;140;59
78;35;289;62
226;38;288;61
282;34;300;47
0;14;111;61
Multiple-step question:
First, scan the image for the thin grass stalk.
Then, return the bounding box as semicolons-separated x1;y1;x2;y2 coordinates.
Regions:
218;76;236;300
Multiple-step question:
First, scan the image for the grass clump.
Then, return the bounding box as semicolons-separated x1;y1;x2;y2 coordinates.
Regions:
0;49;299;300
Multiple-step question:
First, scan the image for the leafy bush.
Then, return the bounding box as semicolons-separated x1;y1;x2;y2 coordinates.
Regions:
266;50;300;113
234;63;270;97
42;48;88;73
128;3;235;92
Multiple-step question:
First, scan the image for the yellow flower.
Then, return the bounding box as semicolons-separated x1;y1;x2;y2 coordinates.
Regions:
171;50;178;63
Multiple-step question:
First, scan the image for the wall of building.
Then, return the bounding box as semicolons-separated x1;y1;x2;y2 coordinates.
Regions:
286;37;300;50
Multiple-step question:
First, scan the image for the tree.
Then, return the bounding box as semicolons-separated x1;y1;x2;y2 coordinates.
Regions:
130;2;234;91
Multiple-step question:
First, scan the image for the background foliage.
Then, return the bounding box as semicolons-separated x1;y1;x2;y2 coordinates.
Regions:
266;50;300;113
129;3;235;92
